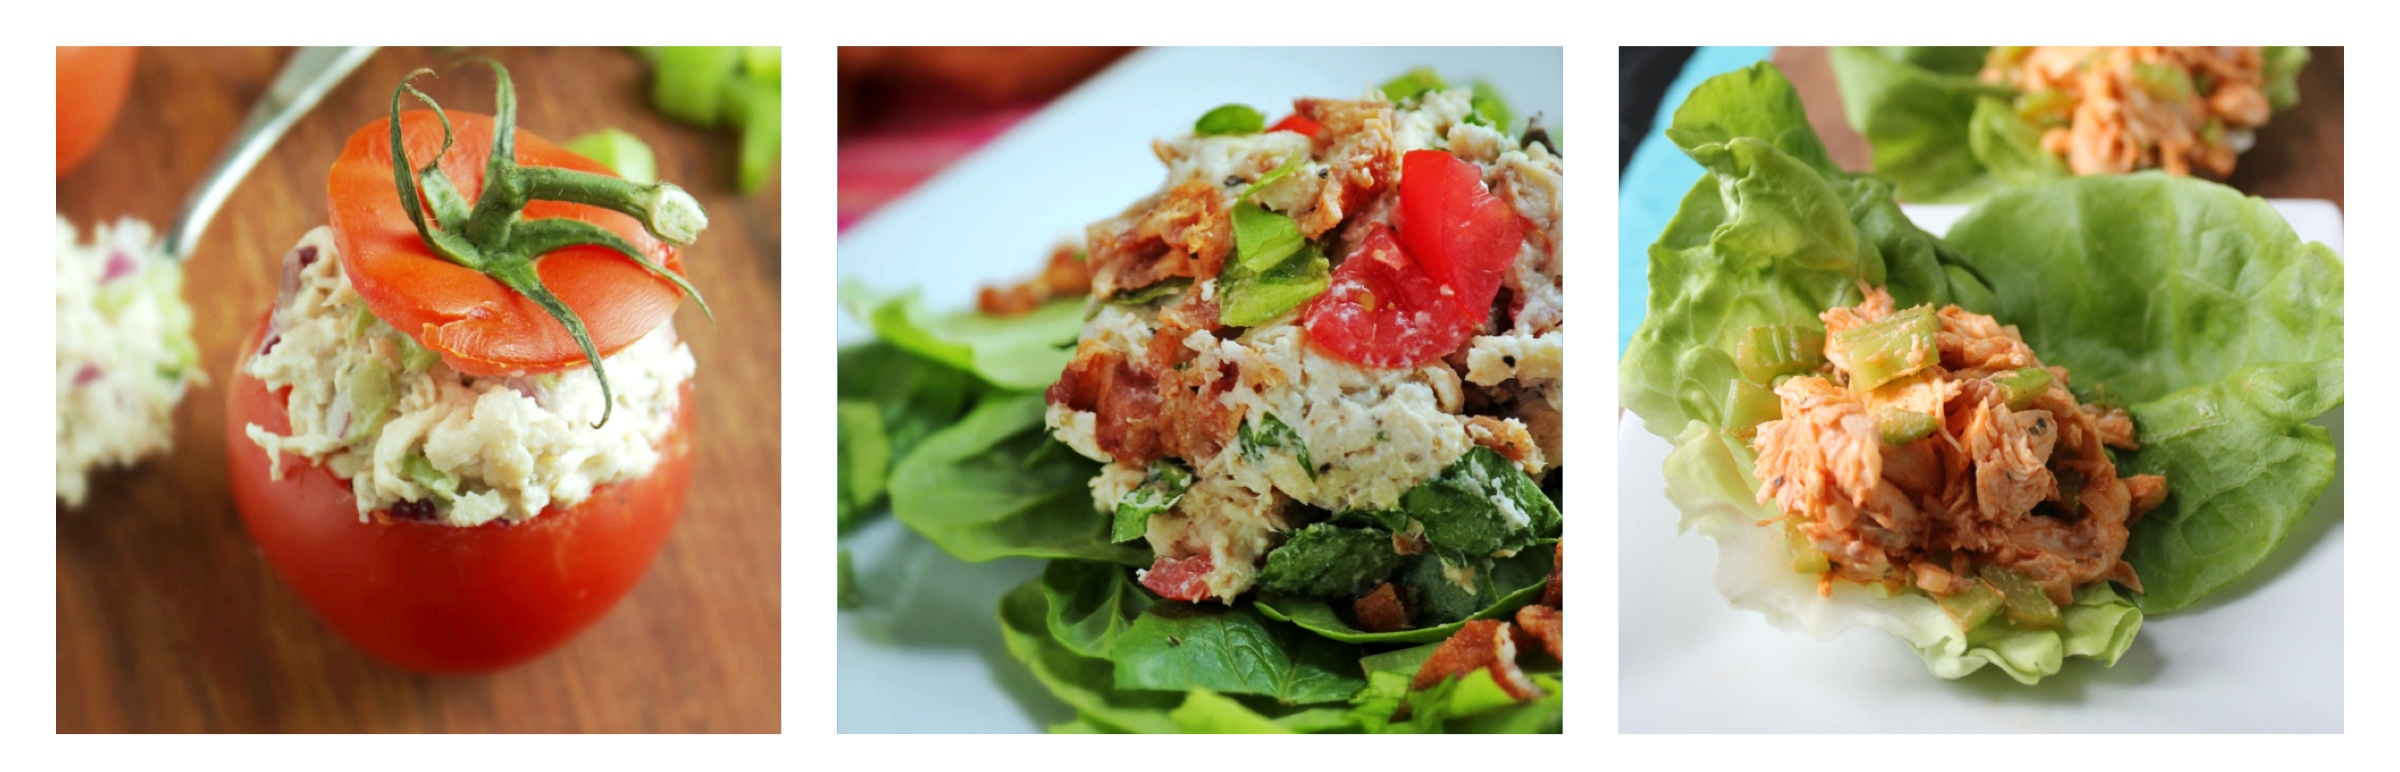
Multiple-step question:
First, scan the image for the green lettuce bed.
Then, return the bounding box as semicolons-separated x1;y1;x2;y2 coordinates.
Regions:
1829;46;2309;203
1621;62;2341;684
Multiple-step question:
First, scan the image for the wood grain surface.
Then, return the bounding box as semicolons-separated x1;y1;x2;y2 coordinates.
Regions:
56;47;780;733
1772;46;2345;208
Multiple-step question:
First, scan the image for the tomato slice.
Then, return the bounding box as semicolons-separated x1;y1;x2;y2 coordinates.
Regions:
327;110;688;377
1268;113;1324;139
225;313;694;673
1302;226;1475;368
1399;149;1524;317
1140;553;1217;603
57;46;136;178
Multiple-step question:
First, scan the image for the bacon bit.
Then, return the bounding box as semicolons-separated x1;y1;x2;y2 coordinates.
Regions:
1465;416;1547;475
1514;604;1562;660
978;245;1092;316
1392;527;1429;556
1543;541;1562;608
1047;331;1241;466
1085;181;1231;299
1140;552;1217;602
1355;582;1411;633
1412;619;1542;700
1291;97;1397;239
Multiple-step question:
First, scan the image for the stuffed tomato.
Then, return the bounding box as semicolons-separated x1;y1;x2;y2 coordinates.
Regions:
227;62;711;673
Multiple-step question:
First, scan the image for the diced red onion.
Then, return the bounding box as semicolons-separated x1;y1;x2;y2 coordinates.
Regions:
102;251;137;283
74;365;103;386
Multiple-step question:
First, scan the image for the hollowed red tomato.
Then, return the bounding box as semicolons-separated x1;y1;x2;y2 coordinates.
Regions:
225;314;695;673
57;46;136;177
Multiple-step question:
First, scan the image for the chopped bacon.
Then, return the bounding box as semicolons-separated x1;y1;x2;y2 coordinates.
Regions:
978;245;1092;316
1354;582;1411;633
1412;619;1542;700
1291;98;1398;239
1140;553;1217;602
1514;604;1562;660
1543;541;1562;608
1084;180;1231;299
1045;326;1241;466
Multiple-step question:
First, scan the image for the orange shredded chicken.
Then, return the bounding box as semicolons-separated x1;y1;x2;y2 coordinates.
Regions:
1981;46;2272;178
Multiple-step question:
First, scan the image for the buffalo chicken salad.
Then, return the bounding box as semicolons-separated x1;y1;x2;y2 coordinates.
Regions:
1624;63;2339;685
841;69;1563;733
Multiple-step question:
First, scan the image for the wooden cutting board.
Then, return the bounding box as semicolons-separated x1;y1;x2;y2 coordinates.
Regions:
1772;46;2346;208
55;46;780;733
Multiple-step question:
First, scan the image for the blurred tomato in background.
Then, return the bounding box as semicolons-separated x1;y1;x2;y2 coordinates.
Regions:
837;46;1131;230
58;46;138;178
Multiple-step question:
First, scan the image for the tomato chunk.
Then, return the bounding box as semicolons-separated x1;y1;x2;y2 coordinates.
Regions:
1268;113;1323;139
1140;553;1217;602
1399;149;1524;317
1302;226;1474;368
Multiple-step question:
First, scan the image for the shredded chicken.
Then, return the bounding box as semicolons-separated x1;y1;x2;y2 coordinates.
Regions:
1982;46;2273;178
1750;286;2168;607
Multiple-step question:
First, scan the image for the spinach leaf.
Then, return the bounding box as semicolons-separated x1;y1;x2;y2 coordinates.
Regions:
1255;523;1405;598
1168;689;1293;733
1238;411;1316;481
835;400;887;527
841;279;1085;391
1042;559;1151;660
889;392;1147;565
836;342;980;528
1257;568;1546;645
1112;459;1193;543
1400;546;1554;627
998;579;1180;733
1385;447;1561;558
1110;602;1366;705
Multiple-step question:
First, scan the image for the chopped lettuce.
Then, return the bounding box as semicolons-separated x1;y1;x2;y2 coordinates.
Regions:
1830;46;2311;202
1624;62;2340;682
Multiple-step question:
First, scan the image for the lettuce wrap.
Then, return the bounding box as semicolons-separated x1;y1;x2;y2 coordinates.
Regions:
1622;62;2341;684
1829;46;2310;203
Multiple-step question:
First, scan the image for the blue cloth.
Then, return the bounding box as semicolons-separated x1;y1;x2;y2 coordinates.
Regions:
1618;47;1776;355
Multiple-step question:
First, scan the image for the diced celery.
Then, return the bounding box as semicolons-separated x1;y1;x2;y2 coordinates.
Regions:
2133;62;2195;101
346;304;378;343
652;46;740;126
1980;565;2062;630
1828;306;1938;390
343;359;398;445
2014;88;2074;126
565;129;659;185
1937;579;2004;630
1876;408;1938;445
735;82;780;194
397;335;442;374
1787;524;1829;574
1734;324;1827;384
1723;379;1782;441
1986;46;2031;69
1990;366;2053;410
402;452;457;502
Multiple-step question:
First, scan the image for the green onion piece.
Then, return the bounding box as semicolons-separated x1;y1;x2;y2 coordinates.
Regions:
1937;579;2004;630
652;46;740;126
1469;80;1513;130
1193;103;1265;136
564;129;659;185
396;334;442;374
1828;306;1938;391
1980;565;2062;630
1380;67;1449;102
1787;524;1829;574
1876;408;1938;445
2200;117;2227;150
1734;323;1827;384
2132;61;2196;101
1723;379;1782;442
1990;366;2053;410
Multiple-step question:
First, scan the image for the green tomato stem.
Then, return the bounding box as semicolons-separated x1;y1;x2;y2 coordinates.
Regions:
516;166;709;246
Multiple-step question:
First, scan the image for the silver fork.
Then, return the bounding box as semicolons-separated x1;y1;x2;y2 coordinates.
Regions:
162;46;377;260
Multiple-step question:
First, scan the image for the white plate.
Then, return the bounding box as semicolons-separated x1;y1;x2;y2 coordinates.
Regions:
837;46;1564;734
1617;203;2344;733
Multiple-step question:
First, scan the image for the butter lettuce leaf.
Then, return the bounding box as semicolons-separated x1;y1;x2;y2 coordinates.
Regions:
1831;46;2311;203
